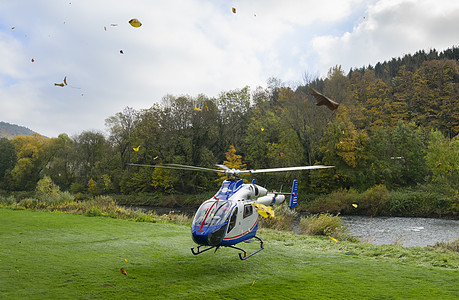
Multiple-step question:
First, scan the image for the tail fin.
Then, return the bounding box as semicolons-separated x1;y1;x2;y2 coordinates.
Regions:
288;180;299;208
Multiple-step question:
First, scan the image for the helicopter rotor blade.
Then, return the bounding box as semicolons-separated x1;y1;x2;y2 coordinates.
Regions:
166;163;226;173
248;165;333;174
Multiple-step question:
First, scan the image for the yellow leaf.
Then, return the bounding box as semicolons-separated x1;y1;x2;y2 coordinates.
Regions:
63;76;67;86
194;107;202;111
153;156;158;160
328;236;338;243
104;26;106;31
129;18;142;28
232;7;236;14
261;127;264;131
205;105;208;111
54;83;64;87
352;203;358;208
133;145;140;152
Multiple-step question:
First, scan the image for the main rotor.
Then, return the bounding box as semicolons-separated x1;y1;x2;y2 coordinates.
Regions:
128;163;333;178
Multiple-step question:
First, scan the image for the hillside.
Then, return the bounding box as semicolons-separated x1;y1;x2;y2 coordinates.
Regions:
0;121;39;139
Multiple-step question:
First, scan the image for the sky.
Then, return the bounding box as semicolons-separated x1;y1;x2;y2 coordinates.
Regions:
1;0;458;138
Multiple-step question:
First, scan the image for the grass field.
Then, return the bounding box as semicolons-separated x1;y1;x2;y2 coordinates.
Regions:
1;209;458;299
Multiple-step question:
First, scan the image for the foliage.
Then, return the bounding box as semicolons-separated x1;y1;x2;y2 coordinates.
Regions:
359;184;391;216
299;213;347;237
35;176;60;200
259;204;298;231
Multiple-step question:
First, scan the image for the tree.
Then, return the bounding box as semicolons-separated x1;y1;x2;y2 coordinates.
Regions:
426;130;459;186
217;145;248;184
105;106;138;170
0;138;16;189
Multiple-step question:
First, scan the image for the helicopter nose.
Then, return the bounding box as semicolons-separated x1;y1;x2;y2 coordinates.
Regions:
191;224;227;246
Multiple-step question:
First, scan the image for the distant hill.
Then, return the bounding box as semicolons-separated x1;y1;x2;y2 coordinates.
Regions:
0;122;40;139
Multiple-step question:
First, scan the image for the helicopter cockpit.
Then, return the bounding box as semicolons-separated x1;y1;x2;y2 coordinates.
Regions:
192;199;234;228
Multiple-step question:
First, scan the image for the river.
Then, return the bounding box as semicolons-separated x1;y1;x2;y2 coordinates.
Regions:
133;206;458;247
341;215;459;247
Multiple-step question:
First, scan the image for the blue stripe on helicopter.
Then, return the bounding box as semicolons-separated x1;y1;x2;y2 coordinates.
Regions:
214;179;244;200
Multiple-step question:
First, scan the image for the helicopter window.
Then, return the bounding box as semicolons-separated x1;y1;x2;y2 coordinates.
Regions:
243;204;253;218
227;207;238;233
192;200;233;227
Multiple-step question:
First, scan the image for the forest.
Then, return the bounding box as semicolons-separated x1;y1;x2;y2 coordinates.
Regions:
0;47;458;217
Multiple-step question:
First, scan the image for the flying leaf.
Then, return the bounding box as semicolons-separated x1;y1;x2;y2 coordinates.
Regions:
31;58;34;62
279;152;284;157
120;50;124;54
232;7;236;13
352;203;358;208
153;156;158;160
11;27;15;30
129;18;142;27
251;280;255;286
124;259;127;262
120;268;127;275
328;236;338;243
261;127;264;131
63;76;67;86
252;203;274;218
310;88;339;111
133;146;140;152
104;26;106;31
110;24;118;26
54;83;65;87
194;107;201;111
205;105;208;111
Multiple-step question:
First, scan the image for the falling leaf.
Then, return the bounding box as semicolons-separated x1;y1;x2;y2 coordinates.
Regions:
104;26;107;31
310;88;339;111
31;58;34;62
129;18;142;27
124;259;127;262
205;105;208;111
436;163;442;167
252;203;274;218
120;268;127;275
279;152;284;157
133;146;140;152
352;203;358;208
11;27;15;30
194;107;201;111
110;24;118;26
232;7;236;14
63;76;67;86
120;50;124;54
153;156;158;160
54;83;65;87
251;280;255;286
328;236;338;243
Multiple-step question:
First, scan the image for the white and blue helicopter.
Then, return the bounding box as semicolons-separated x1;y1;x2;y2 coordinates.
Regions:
129;163;333;260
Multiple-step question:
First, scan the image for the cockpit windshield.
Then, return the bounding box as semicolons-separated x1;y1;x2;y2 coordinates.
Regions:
192;199;234;228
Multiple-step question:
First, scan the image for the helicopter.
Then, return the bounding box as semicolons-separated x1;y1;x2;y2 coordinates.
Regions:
129;163;333;260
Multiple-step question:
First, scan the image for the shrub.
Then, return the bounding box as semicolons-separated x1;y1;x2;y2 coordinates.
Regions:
35;176;60;200
70;182;86;194
299;213;346;237
360;184;390;216
85;208;102;217
307;189;359;214
259;204;298;231
429;238;459;252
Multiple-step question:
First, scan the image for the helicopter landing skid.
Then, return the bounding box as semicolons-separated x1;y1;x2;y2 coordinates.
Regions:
191;245;215;255
228;236;264;260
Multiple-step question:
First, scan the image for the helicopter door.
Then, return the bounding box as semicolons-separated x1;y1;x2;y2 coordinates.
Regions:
227;207;238;233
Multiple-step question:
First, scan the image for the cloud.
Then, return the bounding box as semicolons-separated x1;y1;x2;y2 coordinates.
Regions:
311;0;459;76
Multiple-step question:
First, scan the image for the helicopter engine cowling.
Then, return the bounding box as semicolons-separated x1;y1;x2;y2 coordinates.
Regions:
255;194;285;206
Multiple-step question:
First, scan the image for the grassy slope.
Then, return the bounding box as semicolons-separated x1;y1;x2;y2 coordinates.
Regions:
0;209;457;299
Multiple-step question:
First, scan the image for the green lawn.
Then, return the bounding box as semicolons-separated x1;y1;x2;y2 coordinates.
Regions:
1;209;457;299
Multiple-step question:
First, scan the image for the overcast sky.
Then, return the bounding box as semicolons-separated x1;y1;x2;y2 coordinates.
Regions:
1;0;458;138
